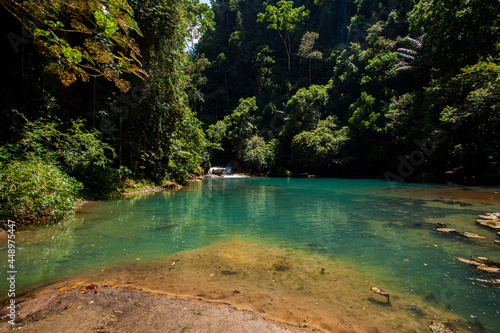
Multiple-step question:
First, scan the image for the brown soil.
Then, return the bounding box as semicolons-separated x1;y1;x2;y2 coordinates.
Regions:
0;287;305;332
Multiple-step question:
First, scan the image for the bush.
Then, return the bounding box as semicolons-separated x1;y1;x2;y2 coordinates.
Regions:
72;165;124;200
241;135;278;173
2;112;120;201
290;116;350;172
0;159;82;229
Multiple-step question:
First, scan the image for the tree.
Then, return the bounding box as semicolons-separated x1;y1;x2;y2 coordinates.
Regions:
254;45;276;97
1;0;147;92
283;85;328;141
431;61;500;171
298;31;322;84
240;135;278;173
1;113;113;170
99;0;213;183
290;116;349;172
185;0;215;50
186;53;211;112
408;0;500;75
224;97;259;153
257;0;309;73
206;120;227;157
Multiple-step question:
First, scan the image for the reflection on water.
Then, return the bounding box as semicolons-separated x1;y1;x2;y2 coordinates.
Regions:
1;178;499;331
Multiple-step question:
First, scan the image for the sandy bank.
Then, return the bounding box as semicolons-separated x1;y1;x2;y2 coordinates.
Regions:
0;286;305;332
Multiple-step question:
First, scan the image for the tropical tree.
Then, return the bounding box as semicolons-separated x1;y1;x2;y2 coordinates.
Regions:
298;31;322;84
223;97;259;154
408;0;500;75
240;135;278;173
283;84;328;141
257;0;309;73
290;116;349;172
1;0;147;92
186;53;211;112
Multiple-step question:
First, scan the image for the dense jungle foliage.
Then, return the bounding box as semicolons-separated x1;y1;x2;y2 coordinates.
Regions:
1;0;499;227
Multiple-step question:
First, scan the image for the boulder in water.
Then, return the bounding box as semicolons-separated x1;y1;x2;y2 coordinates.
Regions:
461;232;485;239
473;257;499;266
475;219;500;229
436;228;456;233
478;214;499;220
370;286;390;301
477;266;500;274
207;167;225;175
468;277;500;285
453;256;483;266
454;256;500;274
478;213;500;220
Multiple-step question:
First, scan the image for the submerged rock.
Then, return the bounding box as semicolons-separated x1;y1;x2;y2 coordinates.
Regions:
473;257;500;266
370;286;390;302
273;258;292;272
477;266;500;274
475;219;500;229
453;256;483;266
468;277;500;285
436;228;456;233
207;167;225;175
478;213;500;220
428;321;459;333
454;256;500;274
460;232;485;239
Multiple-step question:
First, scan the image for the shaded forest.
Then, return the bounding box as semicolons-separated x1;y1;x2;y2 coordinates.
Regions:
197;0;500;182
1;0;499;227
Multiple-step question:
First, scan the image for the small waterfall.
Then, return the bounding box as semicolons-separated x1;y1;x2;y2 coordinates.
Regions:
208;167;225;174
206;165;247;178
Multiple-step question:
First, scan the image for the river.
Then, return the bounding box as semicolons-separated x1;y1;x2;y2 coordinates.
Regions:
1;178;499;332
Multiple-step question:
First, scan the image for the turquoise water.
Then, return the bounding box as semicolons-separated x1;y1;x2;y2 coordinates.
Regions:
1;178;499;331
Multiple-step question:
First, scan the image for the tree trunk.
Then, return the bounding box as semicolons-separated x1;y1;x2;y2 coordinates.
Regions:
309;59;312;84
224;75;229;103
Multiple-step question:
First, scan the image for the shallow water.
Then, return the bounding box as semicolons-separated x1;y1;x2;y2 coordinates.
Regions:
1;178;499;331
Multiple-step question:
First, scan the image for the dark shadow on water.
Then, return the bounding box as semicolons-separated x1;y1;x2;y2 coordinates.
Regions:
151;222;177;231
367;297;392;307
431;199;473;207
466;319;487;333
424;292;440;304
402;305;427;317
